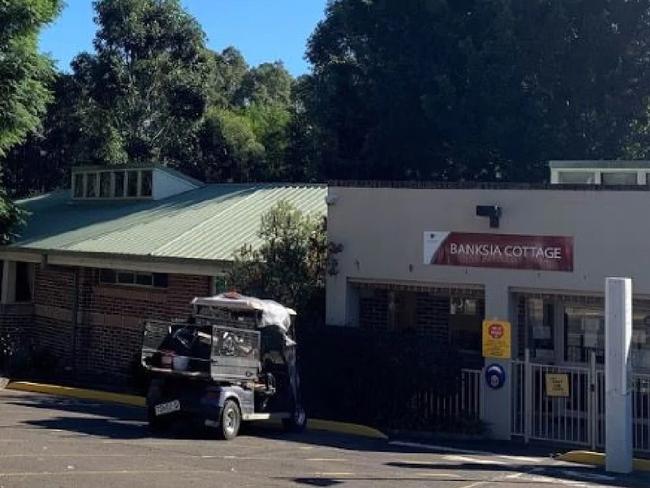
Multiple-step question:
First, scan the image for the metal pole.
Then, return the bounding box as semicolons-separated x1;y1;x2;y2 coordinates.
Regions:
590;351;597;451
605;277;633;474
524;348;532;444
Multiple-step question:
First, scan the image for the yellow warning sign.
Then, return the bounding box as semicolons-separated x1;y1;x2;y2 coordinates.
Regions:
545;373;570;397
482;320;512;359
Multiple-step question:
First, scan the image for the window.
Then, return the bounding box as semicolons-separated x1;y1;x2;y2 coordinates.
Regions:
141;170;153;197
213;275;229;295
449;297;484;353
524;298;555;362
73;169;156;199
99;172;111;198
99;269;168;288
601;172;637;185
564;307;604;364
73;173;84;198
114;171;125;197
86;173;98;198
15;262;33;303
557;171;596;184
127;171;139;197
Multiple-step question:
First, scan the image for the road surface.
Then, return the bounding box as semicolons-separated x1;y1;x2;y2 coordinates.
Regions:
0;389;647;487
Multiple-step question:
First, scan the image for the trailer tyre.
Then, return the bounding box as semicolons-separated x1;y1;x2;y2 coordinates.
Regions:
219;399;241;440
282;406;307;433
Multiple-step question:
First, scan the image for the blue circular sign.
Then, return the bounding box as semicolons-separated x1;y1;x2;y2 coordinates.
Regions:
485;363;506;389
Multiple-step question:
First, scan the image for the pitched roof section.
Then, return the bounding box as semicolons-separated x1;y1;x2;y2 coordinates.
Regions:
11;184;326;262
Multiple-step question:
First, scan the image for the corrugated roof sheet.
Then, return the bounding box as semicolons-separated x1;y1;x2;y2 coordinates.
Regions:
9;184;326;262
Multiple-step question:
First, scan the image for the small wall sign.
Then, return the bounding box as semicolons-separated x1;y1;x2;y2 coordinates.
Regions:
545;373;570;397
482;320;512;359
485;364;506;389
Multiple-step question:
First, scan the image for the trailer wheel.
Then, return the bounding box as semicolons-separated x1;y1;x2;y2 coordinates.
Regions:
218;399;241;440
282;406;307;433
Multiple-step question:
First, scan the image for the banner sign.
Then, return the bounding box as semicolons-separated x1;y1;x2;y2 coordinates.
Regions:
424;231;573;271
482;320;512;359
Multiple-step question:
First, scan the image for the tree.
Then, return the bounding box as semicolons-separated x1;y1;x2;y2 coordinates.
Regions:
209;47;249;108
305;0;650;182
4;74;83;197
197;108;265;182
70;0;213;167
228;202;328;318
0;0;61;156
0;0;61;242
234;62;294;107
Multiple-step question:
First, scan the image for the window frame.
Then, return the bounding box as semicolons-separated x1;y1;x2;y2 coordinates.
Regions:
71;169;155;200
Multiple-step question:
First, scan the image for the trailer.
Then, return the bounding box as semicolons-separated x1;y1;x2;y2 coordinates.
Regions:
141;292;306;439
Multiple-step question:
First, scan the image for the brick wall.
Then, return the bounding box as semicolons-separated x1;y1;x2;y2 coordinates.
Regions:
32;264;211;386
0;303;34;375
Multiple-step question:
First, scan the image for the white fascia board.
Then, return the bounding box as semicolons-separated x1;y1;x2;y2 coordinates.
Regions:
47;254;230;276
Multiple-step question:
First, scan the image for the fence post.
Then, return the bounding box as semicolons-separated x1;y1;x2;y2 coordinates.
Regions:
524;348;532;444
590;351;597;451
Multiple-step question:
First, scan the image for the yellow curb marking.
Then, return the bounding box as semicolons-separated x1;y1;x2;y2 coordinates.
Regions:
558;450;650;472
5;381;386;439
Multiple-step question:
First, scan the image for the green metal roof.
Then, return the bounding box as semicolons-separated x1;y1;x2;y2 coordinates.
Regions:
8;184;326;262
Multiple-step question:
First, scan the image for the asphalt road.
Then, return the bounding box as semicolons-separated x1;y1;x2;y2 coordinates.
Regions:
0;389;648;488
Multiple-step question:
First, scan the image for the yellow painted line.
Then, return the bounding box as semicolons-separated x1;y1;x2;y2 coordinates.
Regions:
304;458;345;462
6;381;387;440
6;382;145;407
416;473;457;477
314;472;355;477
557;450;650;472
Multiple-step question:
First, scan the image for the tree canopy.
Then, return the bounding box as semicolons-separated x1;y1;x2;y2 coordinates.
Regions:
304;0;650;182
68;0;212;167
0;0;61;242
0;0;61;156
7;0;650;200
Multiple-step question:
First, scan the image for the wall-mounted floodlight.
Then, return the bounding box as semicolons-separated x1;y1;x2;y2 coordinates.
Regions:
476;205;502;228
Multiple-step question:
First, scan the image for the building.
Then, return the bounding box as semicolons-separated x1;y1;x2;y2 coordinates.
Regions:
550;160;650;185
0;165;325;385
326;162;650;451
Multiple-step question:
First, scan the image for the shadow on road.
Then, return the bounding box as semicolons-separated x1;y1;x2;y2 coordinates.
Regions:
385;461;650;488
6;392;650;488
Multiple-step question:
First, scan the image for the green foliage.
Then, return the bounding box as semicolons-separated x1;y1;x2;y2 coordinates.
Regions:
209;47;249;108
0;0;59;241
198;107;265;182
69;0;212;167
228;201;327;316
305;0;650;181
234;62;294;107
0;0;61;156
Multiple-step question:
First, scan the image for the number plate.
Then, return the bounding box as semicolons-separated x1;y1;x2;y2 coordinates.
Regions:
154;400;180;416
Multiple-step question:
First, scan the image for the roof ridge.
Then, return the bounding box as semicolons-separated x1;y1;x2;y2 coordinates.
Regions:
152;185;264;256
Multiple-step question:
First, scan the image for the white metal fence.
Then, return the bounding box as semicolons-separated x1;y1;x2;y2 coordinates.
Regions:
424;369;482;421
512;351;650;454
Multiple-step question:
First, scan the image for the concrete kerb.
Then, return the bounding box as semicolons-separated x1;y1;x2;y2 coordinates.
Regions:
5;381;388;440
557;450;650;472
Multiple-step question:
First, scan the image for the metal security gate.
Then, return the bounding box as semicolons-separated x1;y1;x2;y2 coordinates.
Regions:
512;351;650;454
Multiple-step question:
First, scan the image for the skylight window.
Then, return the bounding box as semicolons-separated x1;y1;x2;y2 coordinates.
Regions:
72;168;156;200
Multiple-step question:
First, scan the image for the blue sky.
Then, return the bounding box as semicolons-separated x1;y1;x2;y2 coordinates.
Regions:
39;1;328;76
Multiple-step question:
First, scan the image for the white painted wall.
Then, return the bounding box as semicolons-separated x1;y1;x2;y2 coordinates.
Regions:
327;186;650;326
